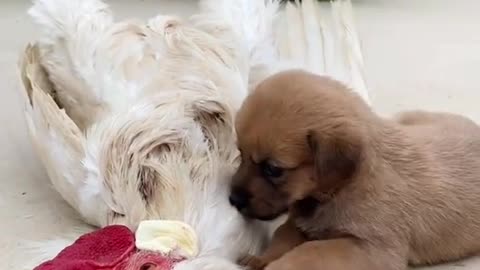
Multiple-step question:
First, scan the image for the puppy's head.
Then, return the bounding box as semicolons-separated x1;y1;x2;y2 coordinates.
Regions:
229;70;371;221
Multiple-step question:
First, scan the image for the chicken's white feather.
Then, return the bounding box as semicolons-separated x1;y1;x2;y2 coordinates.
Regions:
273;0;370;104
332;0;370;103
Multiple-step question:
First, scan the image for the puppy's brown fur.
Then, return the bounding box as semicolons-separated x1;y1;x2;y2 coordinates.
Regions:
230;70;480;270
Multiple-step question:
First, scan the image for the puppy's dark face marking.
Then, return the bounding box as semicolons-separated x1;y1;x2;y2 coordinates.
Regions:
230;149;315;220
229;70;367;221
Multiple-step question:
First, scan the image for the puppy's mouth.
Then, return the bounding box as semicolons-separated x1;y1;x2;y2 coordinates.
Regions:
240;207;288;221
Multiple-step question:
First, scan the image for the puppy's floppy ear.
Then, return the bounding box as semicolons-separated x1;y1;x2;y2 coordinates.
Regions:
307;127;363;192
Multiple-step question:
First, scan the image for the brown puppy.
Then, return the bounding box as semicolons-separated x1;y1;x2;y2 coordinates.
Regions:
229;70;480;270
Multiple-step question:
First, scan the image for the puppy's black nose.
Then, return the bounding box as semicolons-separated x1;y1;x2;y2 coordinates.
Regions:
229;188;250;210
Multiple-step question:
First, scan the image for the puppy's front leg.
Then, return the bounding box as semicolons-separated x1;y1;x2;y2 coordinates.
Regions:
240;219;306;270
265;238;407;270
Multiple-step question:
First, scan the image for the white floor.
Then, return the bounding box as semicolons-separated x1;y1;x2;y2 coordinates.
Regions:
1;0;480;269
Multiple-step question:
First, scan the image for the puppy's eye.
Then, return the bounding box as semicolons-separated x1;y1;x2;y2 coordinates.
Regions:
260;161;283;179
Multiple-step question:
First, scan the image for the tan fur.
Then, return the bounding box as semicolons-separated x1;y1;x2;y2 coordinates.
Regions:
230;70;480;270
239;219;307;269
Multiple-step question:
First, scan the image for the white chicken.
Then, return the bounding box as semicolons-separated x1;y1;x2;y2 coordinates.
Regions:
18;0;369;269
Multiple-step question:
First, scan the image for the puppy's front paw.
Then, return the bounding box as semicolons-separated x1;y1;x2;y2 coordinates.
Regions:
264;258;294;270
238;254;268;270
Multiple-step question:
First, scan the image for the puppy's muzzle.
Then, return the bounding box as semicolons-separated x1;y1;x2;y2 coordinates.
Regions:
229;187;250;211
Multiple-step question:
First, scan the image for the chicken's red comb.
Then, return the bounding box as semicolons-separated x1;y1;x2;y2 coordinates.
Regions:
34;225;183;270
